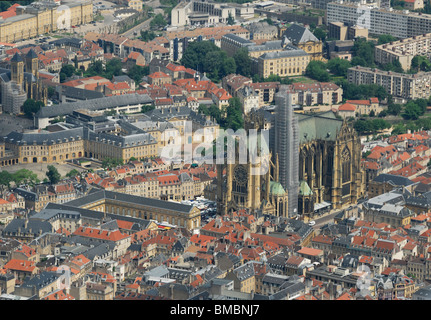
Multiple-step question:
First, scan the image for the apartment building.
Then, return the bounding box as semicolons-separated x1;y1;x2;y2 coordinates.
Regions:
375;33;431;71
347;65;431;101
286;82;343;107
327;2;431;38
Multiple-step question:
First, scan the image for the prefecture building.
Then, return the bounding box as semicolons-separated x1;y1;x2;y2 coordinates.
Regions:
0;0;93;43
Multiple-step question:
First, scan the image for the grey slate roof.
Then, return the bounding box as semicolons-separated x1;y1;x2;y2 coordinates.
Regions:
4;127;84;146
373;173;414;187
222;33;253;45
37;94;153;119
3;219;53;236
65;190;195;214
44;202;105;222
11;52;23;62
284;24;319;44
58;85;105;100
26;49;38;59
19;272;60;291
259;46;308;60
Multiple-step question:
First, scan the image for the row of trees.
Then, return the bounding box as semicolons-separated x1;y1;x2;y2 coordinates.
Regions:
0;166;83;188
0;169;39;188
60;59;150;85
353;118;391;135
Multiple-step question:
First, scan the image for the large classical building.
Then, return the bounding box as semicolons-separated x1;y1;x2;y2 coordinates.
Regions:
221;33;311;79
253;46;310;79
65;189;202;230
0;0;93;43
282;24;324;61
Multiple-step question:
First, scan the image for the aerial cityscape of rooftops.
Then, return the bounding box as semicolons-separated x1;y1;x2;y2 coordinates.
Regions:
3;0;431;302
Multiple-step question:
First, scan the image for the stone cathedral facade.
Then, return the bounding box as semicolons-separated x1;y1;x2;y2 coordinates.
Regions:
232;108;366;220
216;122;289;217
297;112;366;217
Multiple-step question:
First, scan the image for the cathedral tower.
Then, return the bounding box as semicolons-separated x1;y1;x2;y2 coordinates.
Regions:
25;49;39;78
10;52;24;85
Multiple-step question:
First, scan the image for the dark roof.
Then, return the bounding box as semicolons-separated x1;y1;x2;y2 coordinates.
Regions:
19;272;59;290
373;173;415;186
65;190;195;214
58;85;105;100
26;49;38;59
11;52;23;63
284;24;319;44
37;94;153;119
4;127;84;146
3;219;53;236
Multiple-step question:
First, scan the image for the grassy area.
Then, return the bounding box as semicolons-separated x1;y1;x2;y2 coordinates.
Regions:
289;76;317;84
94;14;104;21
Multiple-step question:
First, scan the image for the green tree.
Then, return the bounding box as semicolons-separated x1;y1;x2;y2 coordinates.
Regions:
12;169;39;186
22;99;44;119
233;47;251;77
66;169;80;178
60;64;76;78
127;65;149;84
181;41;220;73
150;13;168;29
0;171;12;188
351;38;375;67
305;60;330;82
313;27;327;41
327;58;351;77
227;12;235;25
141;104;155;113
377;34;398;45
102;157;124;169
46;165;61;184
140;30;157;42
47;86;56;99
402;101;423;120
411;55;431;72
222;97;244;130
388;103;402;115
